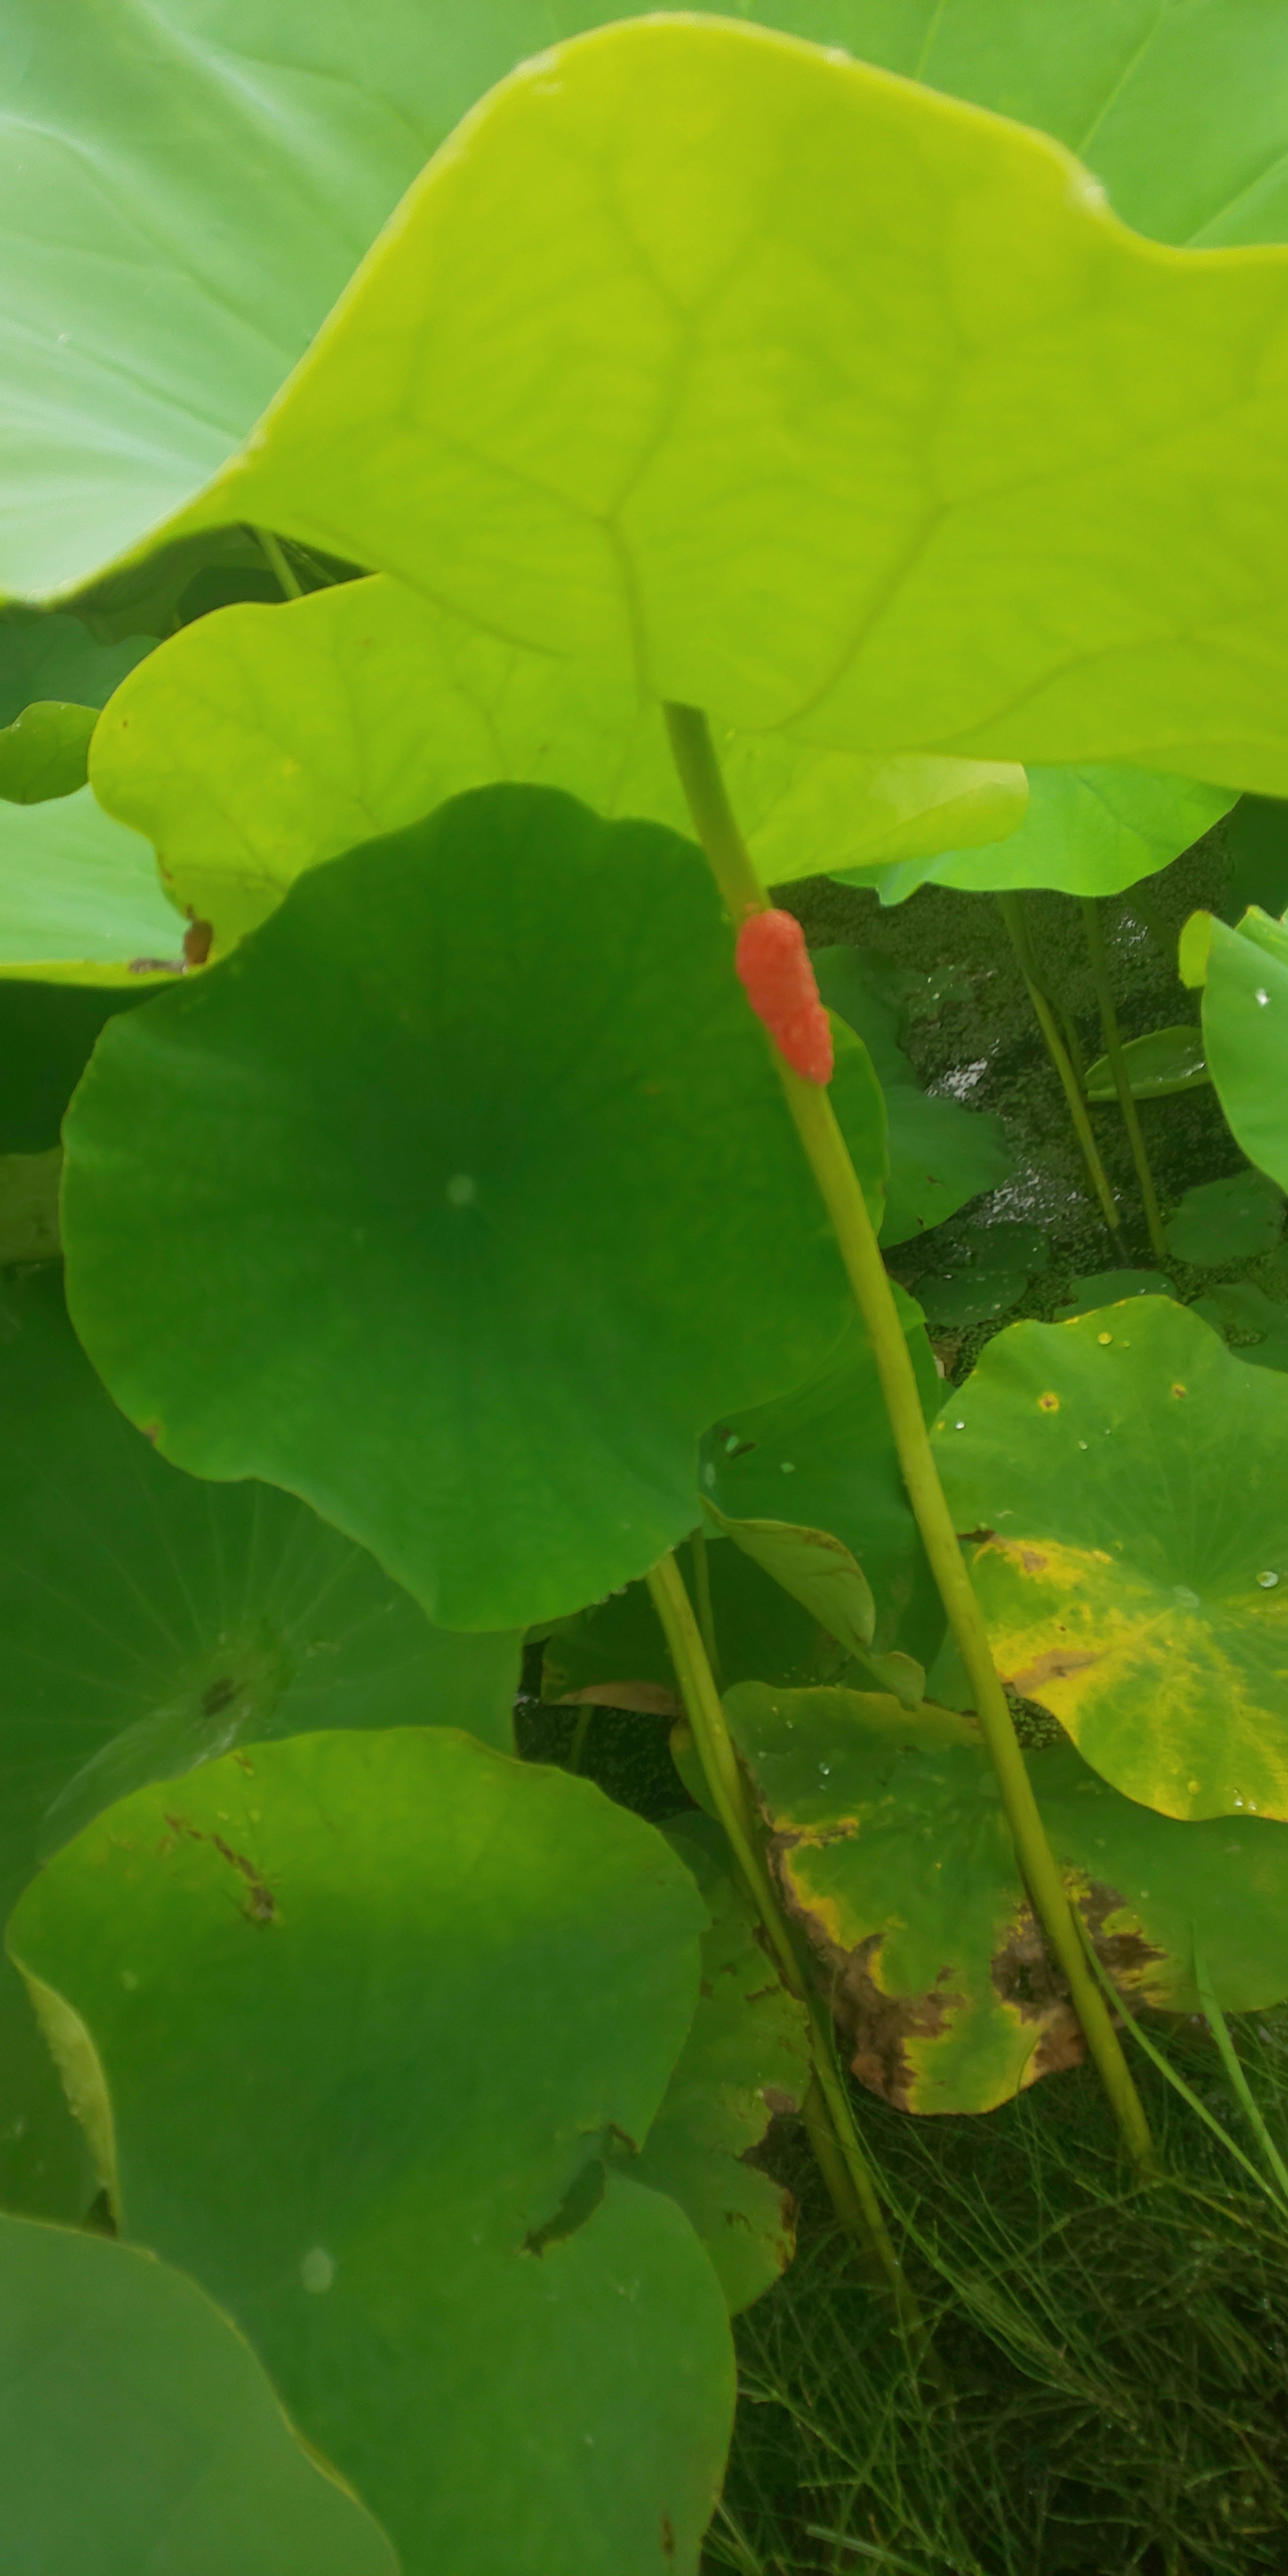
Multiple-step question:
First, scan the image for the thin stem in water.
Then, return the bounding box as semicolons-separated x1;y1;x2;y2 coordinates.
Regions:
665;704;1153;2166
645;1552;921;2320
1080;895;1168;1260
996;892;1120;1234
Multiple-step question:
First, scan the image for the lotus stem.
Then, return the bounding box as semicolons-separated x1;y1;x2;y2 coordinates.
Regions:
996;892;1121;1233
1080;896;1169;1260
664;702;1154;2168
688;1524;723;1692
645;1551;922;2320
253;526;304;601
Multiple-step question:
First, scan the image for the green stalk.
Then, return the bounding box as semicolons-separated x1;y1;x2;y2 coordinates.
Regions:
996;892;1120;1234
688;1525;723;1692
254;526;304;601
1080;896;1169;1260
645;1551;921;2319
664;703;1153;2167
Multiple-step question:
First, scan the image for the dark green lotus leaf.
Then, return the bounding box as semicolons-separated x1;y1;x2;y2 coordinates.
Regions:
933;1299;1288;1822
0;981;146;1153
1164;1168;1285;1265
611;1815;809;2316
0;616;153;726
0;2212;397;2576
0;1147;60;1264
9;1729;733;2576
699;1298;943;1668
1225;796;1288;921
1056;1269;1177;1320
542;1540;848;1716
1191;1280;1288;1373
0;1267;519;2219
701;1501;875;1661
914;1269;1029;1330
724;1682;1288;2115
91;579;1020;957
0;786;180;987
0;703;96;805
1085;1025;1208;1101
851;766;1234;905
1184;908;1288;1196
63;786;885;1631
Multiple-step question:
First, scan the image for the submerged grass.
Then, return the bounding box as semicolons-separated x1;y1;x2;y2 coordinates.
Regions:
707;2018;1288;2575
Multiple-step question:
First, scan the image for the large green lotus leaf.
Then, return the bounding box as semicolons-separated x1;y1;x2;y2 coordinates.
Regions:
0;1265;519;2220
700;1299;944;1667
811;945;1013;1240
8;1728;733;2576
933;1299;1288;1822
610;1815;809;2315
63;786;885;1630
724;1682;1288;2115
839;0;1288;250
136;19;1288;796
852;766;1235;905
0;2213;397;2576
0;785;180;986
1185;907;1288;1195
90;579;1024;955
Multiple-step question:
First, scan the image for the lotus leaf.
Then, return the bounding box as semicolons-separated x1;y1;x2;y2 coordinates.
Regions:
724;1682;1288;2114
0;703;97;805
121;18;1288;797
0;1267;519;2219
1084;1025;1209;1101
90;579;1024;957
1184;906;1288;1196
9;1728;733;2576
0;786;179;986
612;1815;810;2315
0;979;146;1152
0;615;152;724
934;1299;1288;1821
62;786;886;1630
0;2213;398;2576
0;1148;60;1265
840;0;1288;248
811;945;1013;1242
1056;1268;1177;1320
701;1502;876;1661
698;1300;944;1668
1164;1167;1285;1265
1225;794;1288;921
850;767;1234;906
1191;1280;1288;1374
914;1270;1029;1330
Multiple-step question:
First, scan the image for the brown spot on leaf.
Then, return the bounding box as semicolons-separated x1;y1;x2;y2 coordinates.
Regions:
761;2085;799;2116
957;1525;995;1546
1006;1646;1100;1691
163;1813;276;1926
201;1676;236;1718
1038;1392;1059;1412
661;2515;677;2562
182;913;213;967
